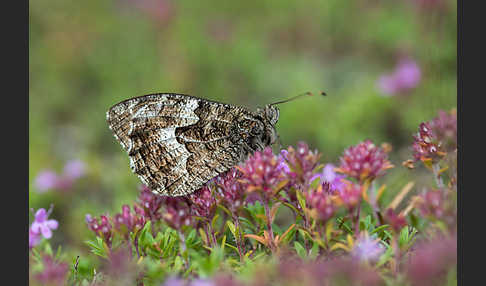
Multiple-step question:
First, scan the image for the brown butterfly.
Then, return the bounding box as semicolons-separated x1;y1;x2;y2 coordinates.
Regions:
106;92;318;196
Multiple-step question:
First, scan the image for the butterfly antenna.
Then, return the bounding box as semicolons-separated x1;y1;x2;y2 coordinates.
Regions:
270;91;327;106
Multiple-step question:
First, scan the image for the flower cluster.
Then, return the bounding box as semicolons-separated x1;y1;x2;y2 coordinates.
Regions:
29;207;59;249
238;147;287;203
214;168;245;214
189;186;217;219
113;205;146;237
305;183;336;223
337;139;393;183
34;159;86;193
335;181;362;211
161;197;193;230
412;122;444;162
428;109;457;152
33;255;69;286
137;185;164;221
378;58;421;96
86;214;113;246
282;142;321;185
406;235;457;286
412;109;457;164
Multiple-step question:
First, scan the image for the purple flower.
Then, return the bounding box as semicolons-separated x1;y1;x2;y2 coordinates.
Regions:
384;208;407;232
337;140;393;183
378;58;421;96
63;159;85;180
114;205;146;236
30;208;59;239
214;168;245;214
34;170;60;193
161;197;193;230
163;277;187;286
86;214;113;246
352;234;385;262
137;185;164;221
238;147;287;203
337;182;362;211
305;183;337;223
34;159;86;193
189;186;217;219
29;228;42;249
34;255;69;286
429;109;457;152
311;164;346;193
412;122;445;162
406;235;457;286
417;189;445;219
282;142;321;185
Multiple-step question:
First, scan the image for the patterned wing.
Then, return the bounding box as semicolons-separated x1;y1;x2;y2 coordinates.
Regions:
106;93;250;196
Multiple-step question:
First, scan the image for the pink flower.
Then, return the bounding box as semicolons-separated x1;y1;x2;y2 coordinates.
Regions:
282;142;321;185
337;182;363;211
114;205;146;235
305;183;337;223
311;164;346;193
161;197;193;230
34;159;86;193
34;171;60;193
189;186;217;219
238;147;287;203
337;140;393;183
378;58;421;96
137;185;164;221
86;214;113;246
34;255;69;286
29;228;42;249
63;159;85;180
214;169;245;214
30;208;59;239
352;234;385;262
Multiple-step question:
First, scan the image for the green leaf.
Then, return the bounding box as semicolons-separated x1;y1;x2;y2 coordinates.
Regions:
371;224;389;235
294;241;306;259
296;190;307;213
226;220;236;238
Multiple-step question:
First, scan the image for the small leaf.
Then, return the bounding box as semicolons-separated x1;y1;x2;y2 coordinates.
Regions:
294;241;306;258
245;234;268;246
330;242;351;252
226;220;236;237
296;190;307;213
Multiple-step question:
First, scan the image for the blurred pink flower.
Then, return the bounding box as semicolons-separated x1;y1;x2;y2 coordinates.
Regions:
352;234;385;262
189;186;217;219
63;159;85;180
34;159;86;193
34;170;60;193
34;255;69;286
29;228;42;249
30;208;59;239
378;58;421;96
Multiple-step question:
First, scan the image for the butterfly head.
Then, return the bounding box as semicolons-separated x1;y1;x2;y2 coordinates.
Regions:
250;105;279;148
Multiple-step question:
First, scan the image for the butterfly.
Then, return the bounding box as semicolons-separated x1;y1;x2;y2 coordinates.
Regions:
106;92;318;197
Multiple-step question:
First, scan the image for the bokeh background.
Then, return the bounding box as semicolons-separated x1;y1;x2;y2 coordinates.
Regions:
29;0;456;259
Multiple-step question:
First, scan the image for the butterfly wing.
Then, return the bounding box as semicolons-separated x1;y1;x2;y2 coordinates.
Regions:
106;93;251;196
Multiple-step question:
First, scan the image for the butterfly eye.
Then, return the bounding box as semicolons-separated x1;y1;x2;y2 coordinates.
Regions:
251;125;262;136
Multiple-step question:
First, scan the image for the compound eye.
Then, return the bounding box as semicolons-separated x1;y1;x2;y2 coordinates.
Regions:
251;125;262;136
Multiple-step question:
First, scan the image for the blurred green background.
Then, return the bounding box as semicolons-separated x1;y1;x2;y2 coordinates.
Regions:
29;0;456;253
